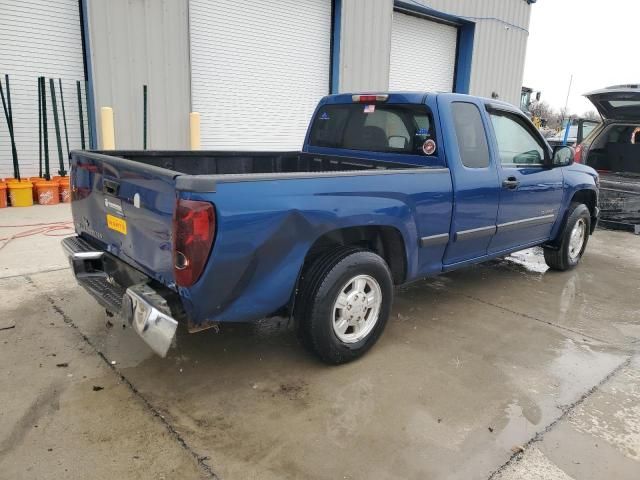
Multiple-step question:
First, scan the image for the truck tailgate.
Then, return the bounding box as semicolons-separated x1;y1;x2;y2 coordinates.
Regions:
70;152;178;287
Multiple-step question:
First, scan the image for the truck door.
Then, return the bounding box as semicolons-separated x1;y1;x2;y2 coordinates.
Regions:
485;107;564;253
437;95;501;266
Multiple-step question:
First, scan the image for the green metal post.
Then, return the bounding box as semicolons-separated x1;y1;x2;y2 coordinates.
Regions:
49;79;66;177
77;81;86;149
38;78;43;178
143;84;148;150
5;74;12;122
85;81;93;148
0;75;20;180
41;77;50;180
58;78;70;160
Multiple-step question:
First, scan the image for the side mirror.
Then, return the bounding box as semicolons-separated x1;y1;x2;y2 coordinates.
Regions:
551;145;574;167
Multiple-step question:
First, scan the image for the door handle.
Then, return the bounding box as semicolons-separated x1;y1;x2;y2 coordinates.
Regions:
502;177;519;189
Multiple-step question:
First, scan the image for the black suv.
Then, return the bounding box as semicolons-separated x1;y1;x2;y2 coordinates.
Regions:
577;85;640;233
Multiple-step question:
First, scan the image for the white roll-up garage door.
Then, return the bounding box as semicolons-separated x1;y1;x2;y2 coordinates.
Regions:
0;0;87;179
189;0;331;151
389;11;458;93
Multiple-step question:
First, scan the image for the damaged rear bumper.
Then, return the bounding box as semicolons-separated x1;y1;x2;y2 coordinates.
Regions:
61;236;178;357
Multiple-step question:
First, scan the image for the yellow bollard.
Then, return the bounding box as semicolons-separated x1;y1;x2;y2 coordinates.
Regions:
100;107;115;150
190;112;201;150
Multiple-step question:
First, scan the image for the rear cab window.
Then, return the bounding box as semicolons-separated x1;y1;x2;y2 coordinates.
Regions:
308;103;437;156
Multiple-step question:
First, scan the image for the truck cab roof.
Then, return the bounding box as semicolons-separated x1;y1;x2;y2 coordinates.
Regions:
320;92;524;114
320;92;431;105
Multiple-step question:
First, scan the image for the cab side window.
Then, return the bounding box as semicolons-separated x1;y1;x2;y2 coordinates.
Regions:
451;102;490;168
490;112;545;166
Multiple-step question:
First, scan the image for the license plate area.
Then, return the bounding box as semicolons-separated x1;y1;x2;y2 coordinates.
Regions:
106;214;127;235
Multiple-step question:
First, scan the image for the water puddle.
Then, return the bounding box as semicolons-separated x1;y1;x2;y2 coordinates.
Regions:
505;247;549;274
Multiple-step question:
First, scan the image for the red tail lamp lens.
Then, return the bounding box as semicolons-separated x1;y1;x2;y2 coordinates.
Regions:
173;199;216;287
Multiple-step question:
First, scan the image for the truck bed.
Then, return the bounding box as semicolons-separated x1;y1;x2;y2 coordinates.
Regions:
92;150;423;177
69;149;445;311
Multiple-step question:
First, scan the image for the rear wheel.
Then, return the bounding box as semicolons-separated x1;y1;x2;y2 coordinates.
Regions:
295;247;393;364
543;202;591;271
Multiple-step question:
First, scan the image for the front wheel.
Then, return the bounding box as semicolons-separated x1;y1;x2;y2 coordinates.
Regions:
543;202;591;271
295;247;393;364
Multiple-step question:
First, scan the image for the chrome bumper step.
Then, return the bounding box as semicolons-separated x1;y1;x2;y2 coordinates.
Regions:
62;236;178;357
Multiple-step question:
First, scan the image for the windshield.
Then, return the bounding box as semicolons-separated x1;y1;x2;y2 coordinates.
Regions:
552;126;579;139
308;104;436;155
582;121;599;139
551;121;599;141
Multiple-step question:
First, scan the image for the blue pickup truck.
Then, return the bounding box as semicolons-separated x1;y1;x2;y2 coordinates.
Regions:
62;92;599;364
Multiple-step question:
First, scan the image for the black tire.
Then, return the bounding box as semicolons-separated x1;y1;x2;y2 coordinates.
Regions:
295;247;393;364
543;202;591;271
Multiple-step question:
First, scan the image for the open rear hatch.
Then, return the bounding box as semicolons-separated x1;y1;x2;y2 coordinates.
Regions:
70;152;178;287
585;84;640;120
583;85;640;234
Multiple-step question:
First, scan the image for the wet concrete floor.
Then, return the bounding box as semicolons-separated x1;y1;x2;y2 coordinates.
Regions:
0;210;638;479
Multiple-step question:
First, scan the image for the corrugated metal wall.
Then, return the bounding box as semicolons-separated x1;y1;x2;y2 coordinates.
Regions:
339;0;531;106
389;11;458;92
423;0;531;105
339;0;393;92
80;0;530;154
189;0;331;150
86;0;190;150
0;0;88;179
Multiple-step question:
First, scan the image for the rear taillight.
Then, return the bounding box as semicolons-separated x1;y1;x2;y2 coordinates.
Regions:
173;199;216;287
574;143;584;163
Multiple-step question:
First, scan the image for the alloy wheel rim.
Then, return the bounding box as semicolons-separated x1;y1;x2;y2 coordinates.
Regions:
568;218;586;261
332;274;382;344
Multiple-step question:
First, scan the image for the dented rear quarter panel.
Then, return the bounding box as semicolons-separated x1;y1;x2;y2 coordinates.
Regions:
179;170;452;326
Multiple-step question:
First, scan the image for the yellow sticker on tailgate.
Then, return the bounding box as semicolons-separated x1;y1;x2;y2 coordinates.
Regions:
106;214;127;235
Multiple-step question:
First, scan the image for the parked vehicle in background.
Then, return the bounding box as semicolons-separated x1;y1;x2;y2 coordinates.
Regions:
576;84;640;233
547;118;600;148
63;92;600;364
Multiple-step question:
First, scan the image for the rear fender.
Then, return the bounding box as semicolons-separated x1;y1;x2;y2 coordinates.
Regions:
180;200;419;327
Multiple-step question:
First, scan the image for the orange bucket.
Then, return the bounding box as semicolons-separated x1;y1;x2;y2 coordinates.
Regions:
0;182;7;208
7;179;34;207
29;177;44;202
35;180;60;205
56;176;71;203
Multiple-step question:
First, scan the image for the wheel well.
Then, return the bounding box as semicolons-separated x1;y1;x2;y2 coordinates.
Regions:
305;226;407;284
571;189;597;217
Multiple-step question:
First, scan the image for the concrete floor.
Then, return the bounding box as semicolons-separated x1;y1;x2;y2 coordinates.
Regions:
0;204;638;479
